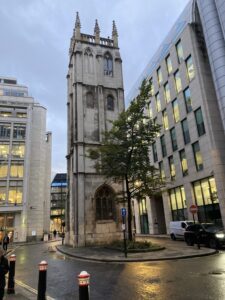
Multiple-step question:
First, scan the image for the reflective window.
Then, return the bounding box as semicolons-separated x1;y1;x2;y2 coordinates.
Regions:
0;111;12;117
186;55;195;81
8;182;23;205
16;112;27;118
179;149;188;176
152;142;158;162
181;119;190;144
192;141;203;171
157;67;163;86
172;99;180;123
148;102;153;119
166;55;173;75
0;123;11;139
162;109;169;130
164;82;171;103
155;93;161;112
170;127;178;151
13;124;26;139
159;161;166;180
168;156;176;180
176;40;184;63
10;161;24;178
11;142;25;159
0;186;6;204
149;78;154;96
107;95;114;111
183;87;192;113
195;107;205;136
160;135;167;157
0;143;9;159
104;52;113;76
169;186;187;221
0;162;8;178
174;70;182;93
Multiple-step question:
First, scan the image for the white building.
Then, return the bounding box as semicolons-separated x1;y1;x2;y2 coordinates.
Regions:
128;0;225;235
0;77;52;242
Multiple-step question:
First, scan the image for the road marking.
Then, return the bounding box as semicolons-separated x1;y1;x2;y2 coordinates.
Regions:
15;279;55;300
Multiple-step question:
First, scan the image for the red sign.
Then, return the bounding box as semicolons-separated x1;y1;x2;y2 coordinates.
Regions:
189;204;198;214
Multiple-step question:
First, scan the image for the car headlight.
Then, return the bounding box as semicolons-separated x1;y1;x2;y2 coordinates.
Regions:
215;233;225;239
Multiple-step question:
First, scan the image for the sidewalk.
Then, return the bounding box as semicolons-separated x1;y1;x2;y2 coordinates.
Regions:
56;236;217;262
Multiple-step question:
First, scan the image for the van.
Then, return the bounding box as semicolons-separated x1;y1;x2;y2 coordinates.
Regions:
169;221;194;240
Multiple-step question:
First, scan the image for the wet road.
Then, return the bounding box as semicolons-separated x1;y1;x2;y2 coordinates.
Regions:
14;241;225;299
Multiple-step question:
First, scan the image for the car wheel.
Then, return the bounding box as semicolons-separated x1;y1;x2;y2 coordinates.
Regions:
170;234;176;241
186;237;194;246
209;239;218;249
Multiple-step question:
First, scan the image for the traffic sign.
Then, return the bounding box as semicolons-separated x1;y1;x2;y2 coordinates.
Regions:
121;208;126;217
189;204;198;214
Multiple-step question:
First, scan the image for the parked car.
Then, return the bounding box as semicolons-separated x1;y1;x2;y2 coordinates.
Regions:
184;223;225;249
169;221;194;240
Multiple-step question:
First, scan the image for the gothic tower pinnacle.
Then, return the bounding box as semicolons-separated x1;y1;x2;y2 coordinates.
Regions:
94;19;100;44
112;20;118;47
74;12;81;40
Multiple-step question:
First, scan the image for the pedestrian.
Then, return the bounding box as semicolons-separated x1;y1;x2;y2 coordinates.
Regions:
2;234;9;252
53;229;57;239
0;248;9;300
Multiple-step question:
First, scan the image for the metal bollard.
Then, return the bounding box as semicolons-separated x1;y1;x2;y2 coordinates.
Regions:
78;271;90;300
7;254;16;294
37;260;48;300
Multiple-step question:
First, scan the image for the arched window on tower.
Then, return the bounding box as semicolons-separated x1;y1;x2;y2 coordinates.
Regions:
104;52;113;76
84;48;94;74
86;92;95;109
95;185;115;220
107;95;114;111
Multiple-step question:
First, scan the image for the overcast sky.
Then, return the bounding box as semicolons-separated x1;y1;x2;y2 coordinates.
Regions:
0;0;190;176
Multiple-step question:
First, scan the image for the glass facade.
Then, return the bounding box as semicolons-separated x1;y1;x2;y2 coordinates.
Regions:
148;102;153;119
160;135;167;157
139;198;149;234
170;127;178;151
179;149;188;176
0;143;9;159
193;177;221;224
149;78;154;96
186;55;195;81
155;93;161;112
152;142;158;162
166;55;173;74
172;99;180;123
10;161;24;178
192;141;203;171
195;107;205;136
11;142;25;159
162;109;169;130
13;124;26;139
8;181;23;205
174;70;182;93
159;161;166;180
168;156;176;180
181;118;190;144
183;87;192;113
169;186;187;221
164;82;171;103
176;40;184;63
0;162;8;178
157;67;163;86
0;124;11;138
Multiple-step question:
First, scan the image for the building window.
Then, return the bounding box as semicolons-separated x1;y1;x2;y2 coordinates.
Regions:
0;111;12;118
16;112;27;118
164;82;171;103
162;109;169;130
168;156;176;180
152;142;158;162
183;87;192;113
0;124;11;139
170;127;178;151
169;186;187;221
154;117;160;137
192;141;203;171
181;118;190;144
0;186;6;204
186;55;195;81
104;52;113;76
8;181;23;205
86;92;95;109
172;99;180;123
148;102;153;118
159;161;166;180
149;78;154;96
13;124;26;139
0;143;9;159
95;185;115;220
166;54;173;75
157;67;163;86
10;161;24;178
0;162;8;178
193;177;221;223
139;198;149;234
155;93;161;112
11;142;25;159
195;107;205;136
176;40;184;63
107;95;114;111
179;149;188;176
160;135;167;157
174;70;182;93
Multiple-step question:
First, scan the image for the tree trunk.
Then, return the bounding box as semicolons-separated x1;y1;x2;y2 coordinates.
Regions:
125;176;133;241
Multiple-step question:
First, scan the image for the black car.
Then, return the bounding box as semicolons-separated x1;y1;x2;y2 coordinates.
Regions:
184;223;225;249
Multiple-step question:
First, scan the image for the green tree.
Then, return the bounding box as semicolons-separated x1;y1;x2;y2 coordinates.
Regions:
89;79;164;241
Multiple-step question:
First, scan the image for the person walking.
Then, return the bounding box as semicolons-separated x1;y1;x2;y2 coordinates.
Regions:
53;229;57;239
2;234;9;251
0;248;9;300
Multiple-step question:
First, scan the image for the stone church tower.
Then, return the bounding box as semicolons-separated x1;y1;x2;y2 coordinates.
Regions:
66;13;125;247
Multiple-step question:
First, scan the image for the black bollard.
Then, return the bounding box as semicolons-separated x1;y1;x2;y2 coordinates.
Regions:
78;271;90;300
37;260;48;300
7;254;16;294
